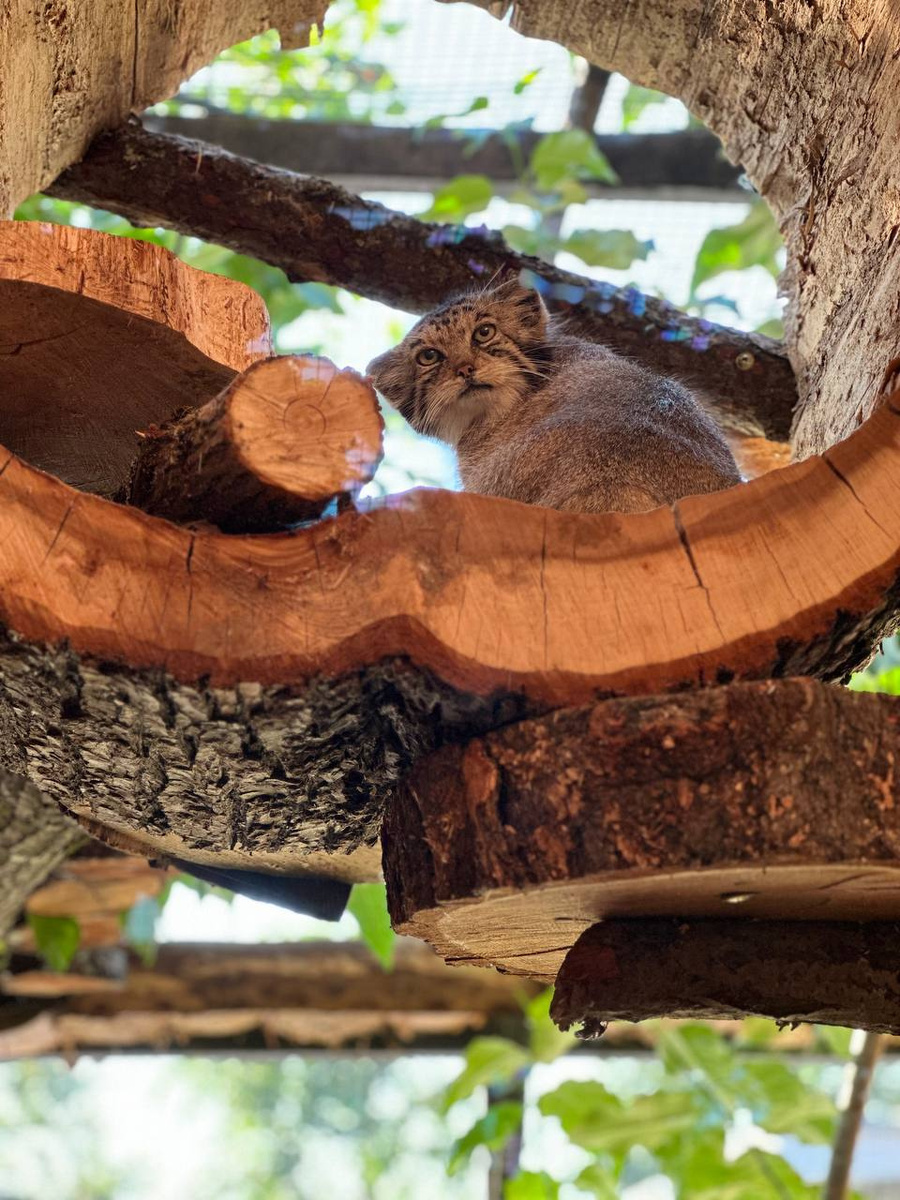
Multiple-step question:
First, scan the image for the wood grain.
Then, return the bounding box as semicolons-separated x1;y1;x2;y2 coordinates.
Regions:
124;356;383;532
384;680;900;981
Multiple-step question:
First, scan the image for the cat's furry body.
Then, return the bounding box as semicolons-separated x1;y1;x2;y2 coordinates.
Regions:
367;279;741;514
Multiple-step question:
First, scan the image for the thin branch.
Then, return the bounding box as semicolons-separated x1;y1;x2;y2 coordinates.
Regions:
48;123;797;440
823;1030;884;1200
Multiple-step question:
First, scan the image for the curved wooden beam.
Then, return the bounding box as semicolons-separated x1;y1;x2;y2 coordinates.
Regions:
383;680;900;983
0;223;897;872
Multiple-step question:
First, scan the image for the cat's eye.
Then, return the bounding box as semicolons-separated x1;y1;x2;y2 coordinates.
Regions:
416;347;442;366
473;322;496;344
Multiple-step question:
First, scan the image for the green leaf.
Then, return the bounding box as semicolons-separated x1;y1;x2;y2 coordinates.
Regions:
442;1037;531;1111
504;1170;559;1199
563;229;652;270
448;1101;522;1174
422;174;494;223
691;201;783;294
849;665;900;695
525;990;577;1063
539;1081;696;1158
348;883;396;970
502;223;556;258
755;317;785;339
621;83;668;130
736;1017;782;1048
573;1161;620;1199
742;1061;836;1143
815;1025;854;1057
658;1023;741;1111
529;130;618;189
514;68;543;95
27;914;80;972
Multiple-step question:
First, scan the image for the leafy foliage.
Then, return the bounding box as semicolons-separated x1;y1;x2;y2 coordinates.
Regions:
449;1100;523;1174
691;201;783;296
347;883;396;969
26;914;80;972
441;1005;846;1198
620;83;670;130
849;635;900;694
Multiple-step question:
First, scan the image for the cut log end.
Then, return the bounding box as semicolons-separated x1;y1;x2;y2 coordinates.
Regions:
383;680;900;983
550;919;900;1036
122;355;384;533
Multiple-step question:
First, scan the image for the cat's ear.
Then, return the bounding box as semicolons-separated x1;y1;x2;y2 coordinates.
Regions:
366;346;412;410
490;275;548;338
513;286;549;338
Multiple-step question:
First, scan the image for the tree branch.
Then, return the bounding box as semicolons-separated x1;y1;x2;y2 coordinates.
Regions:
141;111;745;194
823;1031;884;1200
48;123;796;440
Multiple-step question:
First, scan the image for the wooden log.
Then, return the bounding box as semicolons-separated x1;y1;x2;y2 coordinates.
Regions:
549;920;900;1036
47;124;796;441
122;356;383;533
142;114;746;196
0;222;897;876
0;221;269;497
0;941;542;1058
383;680;900;982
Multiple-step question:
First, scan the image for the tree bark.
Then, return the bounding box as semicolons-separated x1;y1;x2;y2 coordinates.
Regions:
122;356;383;532
0;0;325;215
441;0;900;456
0;222;897;879
384;680;900;981
549;920;900;1035
143;113;745;194
47;123;795;441
0;771;84;939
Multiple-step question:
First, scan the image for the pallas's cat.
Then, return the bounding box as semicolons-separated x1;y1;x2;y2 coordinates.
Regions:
366;278;741;513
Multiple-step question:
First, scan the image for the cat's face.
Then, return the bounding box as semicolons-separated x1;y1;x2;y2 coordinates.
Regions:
366;279;550;445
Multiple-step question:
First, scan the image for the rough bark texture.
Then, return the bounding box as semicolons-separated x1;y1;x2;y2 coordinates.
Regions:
0;771;84;939
441;0;900;456
0;0;325;215
384;680;900;981
0;941;541;1058
48;124;795;441
0;628;517;875
142;114;746;195
0;222;897;878
123;356;383;533
550;919;900;1035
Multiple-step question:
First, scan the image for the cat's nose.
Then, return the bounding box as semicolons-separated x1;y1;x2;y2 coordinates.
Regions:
456;362;476;379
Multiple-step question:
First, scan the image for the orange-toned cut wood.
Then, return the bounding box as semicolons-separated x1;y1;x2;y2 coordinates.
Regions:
124;356;384;532
0;222;271;370
0;221;897;869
